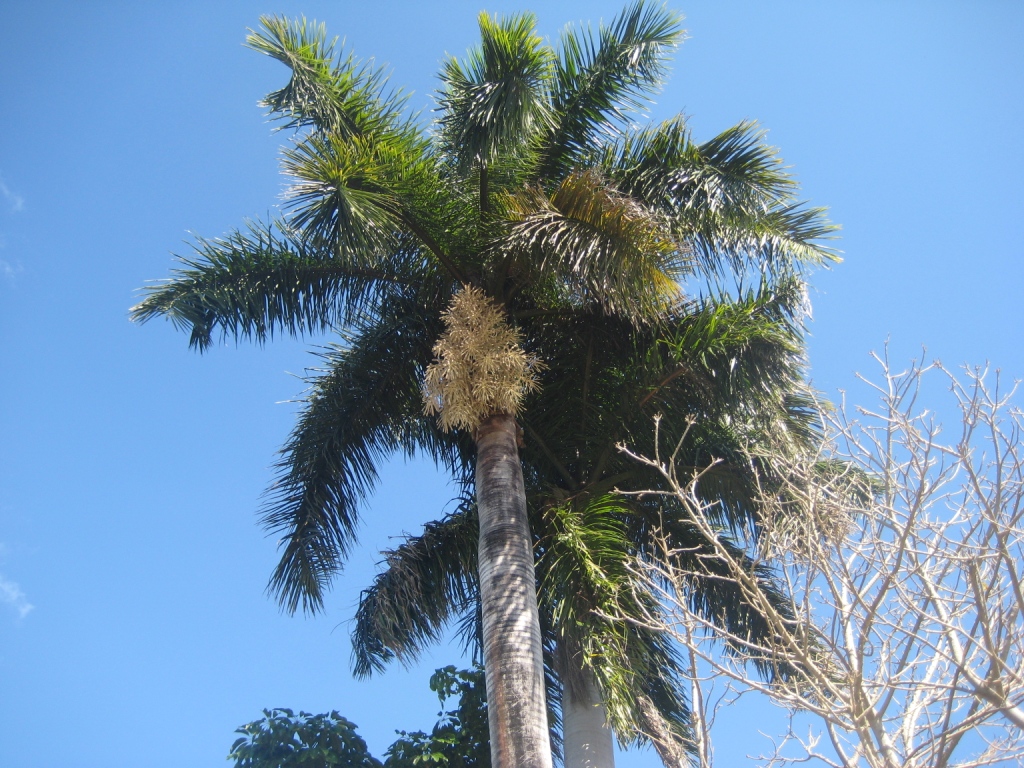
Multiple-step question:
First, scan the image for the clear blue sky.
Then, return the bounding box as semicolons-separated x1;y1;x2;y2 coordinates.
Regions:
1;2;1021;767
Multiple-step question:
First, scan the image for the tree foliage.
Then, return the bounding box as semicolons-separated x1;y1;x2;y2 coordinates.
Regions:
134;5;837;763
385;666;491;768
229;709;381;768
229;668;490;768
132;0;834;620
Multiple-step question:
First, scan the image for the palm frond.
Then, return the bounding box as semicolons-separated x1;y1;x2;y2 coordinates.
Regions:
352;502;479;678
687;201;838;276
261;291;460;614
605;119;840;276
536;494;691;752
539;0;684;177
438;12;553;171
249;16;472;283
130;221;428;350
281;133;406;255
246;15;410;138
519;280;815;496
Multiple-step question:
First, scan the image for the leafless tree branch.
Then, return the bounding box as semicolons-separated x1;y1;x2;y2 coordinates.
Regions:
611;353;1024;768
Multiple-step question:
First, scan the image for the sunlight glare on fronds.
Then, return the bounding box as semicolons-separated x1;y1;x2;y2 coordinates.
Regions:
501;169;685;314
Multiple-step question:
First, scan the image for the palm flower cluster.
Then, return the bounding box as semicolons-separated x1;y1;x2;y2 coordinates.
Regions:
423;285;544;433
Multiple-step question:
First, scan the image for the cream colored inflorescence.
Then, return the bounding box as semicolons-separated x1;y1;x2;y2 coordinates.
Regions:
423;285;543;433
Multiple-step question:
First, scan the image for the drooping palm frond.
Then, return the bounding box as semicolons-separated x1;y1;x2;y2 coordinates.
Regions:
130;221;432;350
686;201;838;278
280;116;473;285
537;494;692;752
438;12;553;174
352;500;479;678
636;499;812;685
261;289;465;614
247;16;470;282
539;1;684;178
246;15;411;139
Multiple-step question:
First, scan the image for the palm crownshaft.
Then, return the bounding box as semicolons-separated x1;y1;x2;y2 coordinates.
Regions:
133;5;835;767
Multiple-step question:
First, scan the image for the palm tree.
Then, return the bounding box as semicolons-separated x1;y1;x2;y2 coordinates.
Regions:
352;281;818;767
132;6;834;767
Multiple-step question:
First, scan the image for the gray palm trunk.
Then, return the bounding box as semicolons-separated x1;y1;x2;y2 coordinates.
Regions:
562;667;616;768
475;413;552;768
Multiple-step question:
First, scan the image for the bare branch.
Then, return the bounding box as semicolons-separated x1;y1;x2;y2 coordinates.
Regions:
612;354;1024;768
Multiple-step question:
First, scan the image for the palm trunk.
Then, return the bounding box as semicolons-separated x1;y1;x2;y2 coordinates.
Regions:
562;667;615;768
475;412;552;768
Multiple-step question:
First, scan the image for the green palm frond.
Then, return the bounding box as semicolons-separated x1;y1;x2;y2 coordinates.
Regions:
130;221;429;350
281;133;407;256
536;494;691;751
539;1;684;177
438;12;553;172
249;16;470;281
519;279;814;495
605;119;839;275
657;280;821;458
539;494;634;635
261;292;462;615
352;501;479;678
687;200;838;276
621;286;819;527
246;15;410;138
639;291;807;423
653;281;806;403
608;120;792;215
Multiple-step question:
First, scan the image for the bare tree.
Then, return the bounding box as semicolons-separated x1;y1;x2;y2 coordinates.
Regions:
615;354;1024;768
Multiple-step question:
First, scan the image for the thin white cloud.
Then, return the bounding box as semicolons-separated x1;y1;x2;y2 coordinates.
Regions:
0;574;33;621
0;258;22;278
0;258;23;279
0;176;24;213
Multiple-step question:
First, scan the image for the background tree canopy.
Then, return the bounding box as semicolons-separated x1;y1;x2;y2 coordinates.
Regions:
230;667;490;768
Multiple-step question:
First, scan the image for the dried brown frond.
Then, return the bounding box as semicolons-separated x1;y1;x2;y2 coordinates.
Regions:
423;285;544;432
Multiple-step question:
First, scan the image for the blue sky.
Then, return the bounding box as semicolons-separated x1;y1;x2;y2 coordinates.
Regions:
1;2;1022;767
